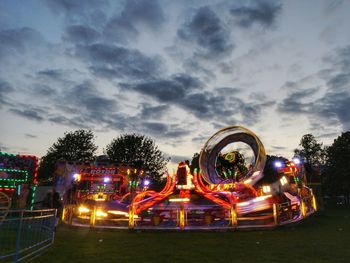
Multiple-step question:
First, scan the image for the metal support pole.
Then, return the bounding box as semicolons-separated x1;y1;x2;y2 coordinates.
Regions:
230;205;237;227
128;204;135;229
14;211;24;262
273;203;279;225
179;204;185;230
301;200;306;217
90;206;96;227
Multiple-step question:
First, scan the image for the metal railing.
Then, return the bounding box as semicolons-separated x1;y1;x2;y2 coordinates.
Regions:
0;209;56;262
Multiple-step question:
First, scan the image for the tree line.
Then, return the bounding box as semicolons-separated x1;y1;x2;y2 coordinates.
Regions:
38;130;168;183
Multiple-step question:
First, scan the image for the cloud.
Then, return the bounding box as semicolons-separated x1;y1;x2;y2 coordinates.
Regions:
230;0;282;28
278;45;350;130
45;0;109;25
0;80;14;106
0;27;44;58
278;87;319;114
139;103;170;119
103;0;165;44
121;74;202;102
30;84;56;97
122;75;272;125
169;154;191;163
0;142;10;151
64;82;116;113
64;25;100;44
48;115;91;129
177;6;233;58
25;133;37;139
77;43;163;80
9;107;45;122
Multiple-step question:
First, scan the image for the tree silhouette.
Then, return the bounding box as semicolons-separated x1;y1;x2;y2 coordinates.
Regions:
105;134;168;182
323;132;350;196
38;130;97;181
294;134;326;165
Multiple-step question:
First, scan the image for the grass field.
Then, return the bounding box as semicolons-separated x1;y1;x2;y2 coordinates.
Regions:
32;207;349;263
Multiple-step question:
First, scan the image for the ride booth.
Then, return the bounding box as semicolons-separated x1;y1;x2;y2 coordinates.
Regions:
0;151;38;210
59;163;148;227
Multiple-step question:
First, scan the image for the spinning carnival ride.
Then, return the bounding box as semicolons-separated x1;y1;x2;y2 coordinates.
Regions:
63;126;317;230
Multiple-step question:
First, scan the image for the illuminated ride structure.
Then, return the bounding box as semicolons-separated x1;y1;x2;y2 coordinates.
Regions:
63;126;317;230
0;152;39;210
61;164;148;227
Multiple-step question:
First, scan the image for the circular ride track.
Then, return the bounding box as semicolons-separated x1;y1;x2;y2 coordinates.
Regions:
199;126;266;185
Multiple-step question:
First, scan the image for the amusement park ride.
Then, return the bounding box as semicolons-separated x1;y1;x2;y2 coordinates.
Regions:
60;126;317;230
0;151;38;212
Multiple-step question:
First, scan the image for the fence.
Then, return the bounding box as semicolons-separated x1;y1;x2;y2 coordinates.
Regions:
0;209;56;262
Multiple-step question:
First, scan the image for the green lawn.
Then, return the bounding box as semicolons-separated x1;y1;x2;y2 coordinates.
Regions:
33;208;349;263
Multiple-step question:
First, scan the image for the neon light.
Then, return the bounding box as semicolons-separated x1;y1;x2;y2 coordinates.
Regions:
103;177;111;183
274;161;283;168
107;210;129;216
169;198;190;202
73;173;81;181
292;158;301;164
280;176;288;186
237;201;250;207
253;195;272;202
78;206;90;213
243;179;252;184
96;210;107;217
262;185;271;193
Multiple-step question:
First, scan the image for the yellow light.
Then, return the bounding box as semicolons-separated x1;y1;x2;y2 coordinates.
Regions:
96;210;108;217
78;206;90;213
301;200;306;217
280;176;288;186
237;201;250;207
95;198;106;201
273;203;278;225
107;210;129;216
262;185;271;193
243;179;252;184
312;194;317;212
253;195;272;202
169;198;190;202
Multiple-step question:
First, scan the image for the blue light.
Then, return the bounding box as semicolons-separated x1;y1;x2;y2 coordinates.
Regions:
143;179;150;186
103;177;111;183
274;161;283;168
293;158;301;164
73;173;79;180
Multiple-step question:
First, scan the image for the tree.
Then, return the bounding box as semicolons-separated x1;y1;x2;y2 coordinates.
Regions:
105;134;168;182
38;130;97;181
294;134;326;165
323;132;350;196
190;152;200;174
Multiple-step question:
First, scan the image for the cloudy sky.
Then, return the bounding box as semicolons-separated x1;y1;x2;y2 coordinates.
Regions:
0;0;349;166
